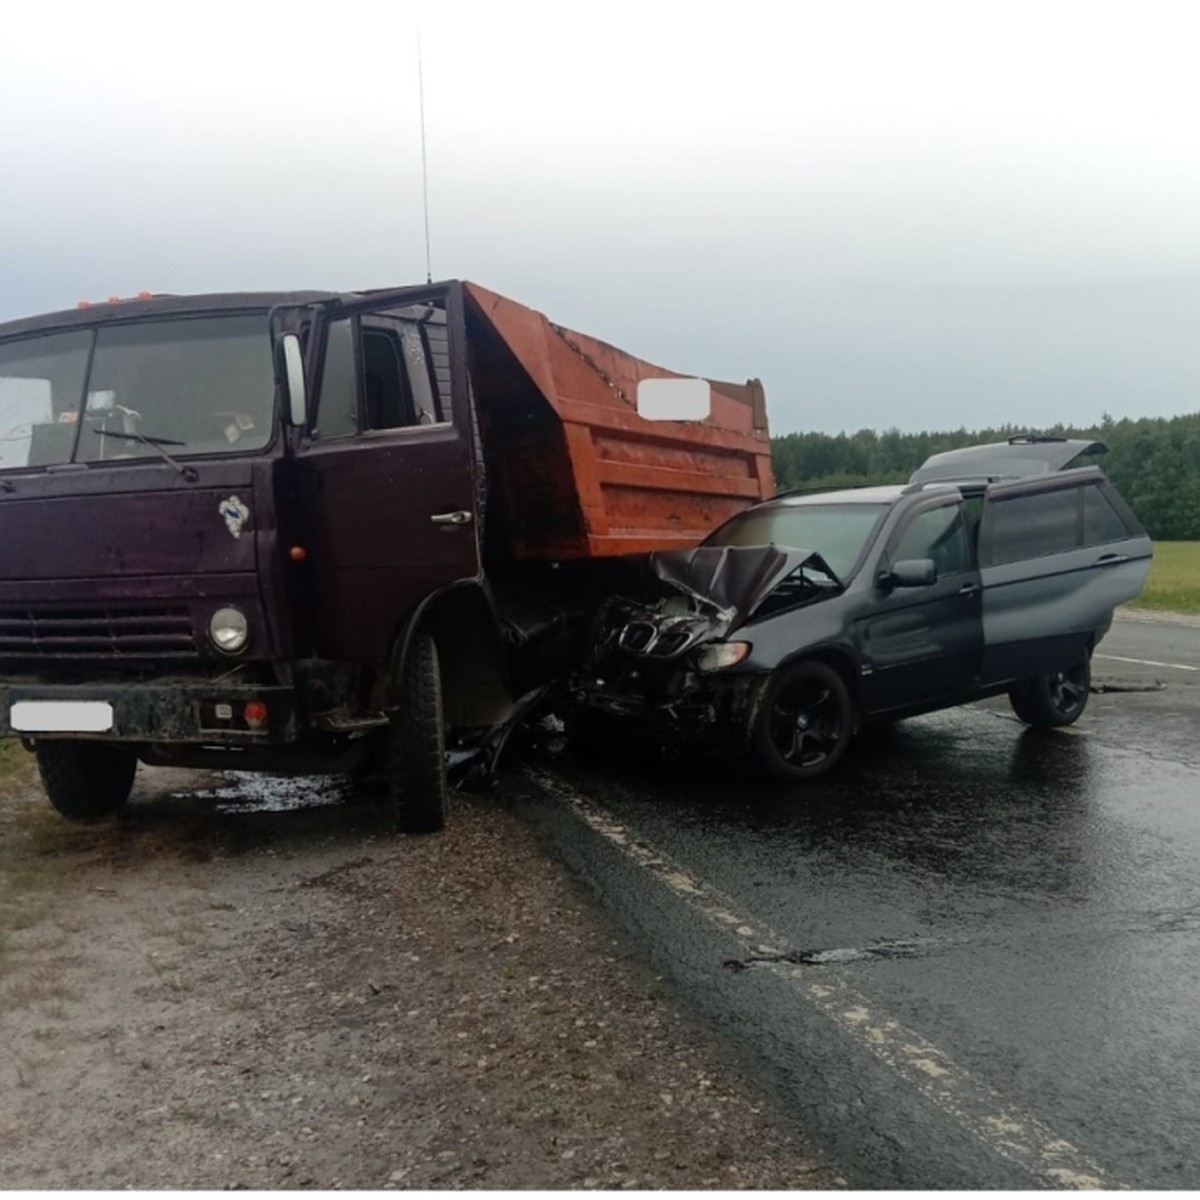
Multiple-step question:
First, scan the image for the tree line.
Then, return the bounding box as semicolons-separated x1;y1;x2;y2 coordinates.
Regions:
770;412;1200;541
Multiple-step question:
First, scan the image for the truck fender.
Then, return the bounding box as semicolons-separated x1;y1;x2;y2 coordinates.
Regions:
391;581;515;728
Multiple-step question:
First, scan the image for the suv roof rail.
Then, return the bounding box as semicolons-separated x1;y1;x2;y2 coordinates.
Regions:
768;481;901;500
1007;434;1069;445
901;479;977;494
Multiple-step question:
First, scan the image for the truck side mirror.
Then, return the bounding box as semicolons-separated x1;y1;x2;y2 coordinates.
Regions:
280;334;307;426
636;377;711;421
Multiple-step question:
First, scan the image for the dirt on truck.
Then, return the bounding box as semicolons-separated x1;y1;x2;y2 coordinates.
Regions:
0;282;772;830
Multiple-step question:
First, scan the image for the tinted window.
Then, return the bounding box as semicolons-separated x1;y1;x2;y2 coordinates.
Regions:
988;488;1079;564
892;504;971;575
1082;484;1130;546
705;503;887;580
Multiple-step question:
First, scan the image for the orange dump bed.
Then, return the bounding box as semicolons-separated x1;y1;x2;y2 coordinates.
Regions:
464;283;774;561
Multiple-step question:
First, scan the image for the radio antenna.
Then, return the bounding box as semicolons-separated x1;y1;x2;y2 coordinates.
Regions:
417;26;433;284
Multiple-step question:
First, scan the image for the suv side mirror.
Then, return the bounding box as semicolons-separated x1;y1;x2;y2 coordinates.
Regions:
280;334;307;426
879;558;938;589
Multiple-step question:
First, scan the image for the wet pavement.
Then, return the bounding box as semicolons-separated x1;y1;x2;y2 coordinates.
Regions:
512;614;1200;1188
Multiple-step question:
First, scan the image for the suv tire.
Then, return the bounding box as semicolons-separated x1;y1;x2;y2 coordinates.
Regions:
37;741;137;821
752;659;855;780
1009;652;1091;729
386;631;449;833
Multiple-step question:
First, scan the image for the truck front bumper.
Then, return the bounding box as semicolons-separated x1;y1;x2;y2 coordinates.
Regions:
0;677;299;744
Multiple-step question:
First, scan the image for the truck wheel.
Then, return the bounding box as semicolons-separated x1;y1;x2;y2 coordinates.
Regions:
386;631;449;833
751;659;854;780
36;741;137;821
1009;653;1091;729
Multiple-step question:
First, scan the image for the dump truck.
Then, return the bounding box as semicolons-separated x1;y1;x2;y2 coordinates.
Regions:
0;281;772;830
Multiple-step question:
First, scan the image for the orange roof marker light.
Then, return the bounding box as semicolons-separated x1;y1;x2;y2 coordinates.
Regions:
76;291;166;307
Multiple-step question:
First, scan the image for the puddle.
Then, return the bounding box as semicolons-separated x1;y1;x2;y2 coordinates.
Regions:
725;937;943;971
172;771;356;815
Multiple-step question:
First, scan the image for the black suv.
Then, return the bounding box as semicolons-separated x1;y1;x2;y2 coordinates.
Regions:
576;437;1152;779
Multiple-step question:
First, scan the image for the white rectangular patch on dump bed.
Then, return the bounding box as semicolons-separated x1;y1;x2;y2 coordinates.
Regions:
10;700;114;732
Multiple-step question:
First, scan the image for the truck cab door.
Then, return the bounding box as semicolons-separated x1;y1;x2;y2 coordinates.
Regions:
976;467;1153;684
288;285;482;663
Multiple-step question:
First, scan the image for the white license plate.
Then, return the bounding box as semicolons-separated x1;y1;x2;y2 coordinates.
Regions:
10;700;114;733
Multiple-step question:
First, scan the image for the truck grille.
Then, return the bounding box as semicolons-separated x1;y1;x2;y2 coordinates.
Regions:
0;606;197;659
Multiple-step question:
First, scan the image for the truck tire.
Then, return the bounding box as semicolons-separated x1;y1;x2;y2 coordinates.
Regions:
36;741;137;821
751;659;855;781
386;631;449;833
1009;653;1091;729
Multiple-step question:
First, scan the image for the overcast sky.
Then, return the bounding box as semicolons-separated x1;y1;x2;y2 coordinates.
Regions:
3;0;1198;435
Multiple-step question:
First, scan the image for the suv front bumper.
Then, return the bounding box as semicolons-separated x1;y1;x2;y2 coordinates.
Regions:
574;664;771;757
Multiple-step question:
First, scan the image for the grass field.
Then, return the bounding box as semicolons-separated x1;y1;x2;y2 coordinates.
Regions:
1129;541;1200;615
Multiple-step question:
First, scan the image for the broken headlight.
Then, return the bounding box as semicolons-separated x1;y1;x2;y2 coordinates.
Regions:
695;641;751;673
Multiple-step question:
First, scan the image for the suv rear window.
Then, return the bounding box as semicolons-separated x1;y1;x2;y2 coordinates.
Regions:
988;489;1078;564
985;482;1136;565
1082;484;1130;545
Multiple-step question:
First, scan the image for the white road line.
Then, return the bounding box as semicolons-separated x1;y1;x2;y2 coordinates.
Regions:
526;765;1122;1191
1096;653;1198;673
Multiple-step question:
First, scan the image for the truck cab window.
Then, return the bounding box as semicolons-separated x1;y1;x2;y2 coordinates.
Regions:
313;319;359;439
314;313;447;438
362;325;418;429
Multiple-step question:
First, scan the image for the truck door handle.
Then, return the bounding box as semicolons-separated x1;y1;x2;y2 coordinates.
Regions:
1096;553;1129;566
430;510;474;527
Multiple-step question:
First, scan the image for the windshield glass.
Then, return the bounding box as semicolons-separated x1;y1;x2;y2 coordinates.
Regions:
0;330;92;470
705;502;889;579
0;315;275;471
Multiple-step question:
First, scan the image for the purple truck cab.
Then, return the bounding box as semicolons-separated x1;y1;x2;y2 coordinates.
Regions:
0;282;773;830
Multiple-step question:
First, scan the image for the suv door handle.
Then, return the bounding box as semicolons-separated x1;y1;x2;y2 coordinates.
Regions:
430;510;474;527
1096;553;1129;566
958;582;980;596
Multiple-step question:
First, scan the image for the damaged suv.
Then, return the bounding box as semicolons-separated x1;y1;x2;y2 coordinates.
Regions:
576;437;1152;779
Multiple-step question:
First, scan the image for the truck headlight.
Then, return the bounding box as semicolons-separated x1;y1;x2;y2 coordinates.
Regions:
696;641;751;673
209;606;249;654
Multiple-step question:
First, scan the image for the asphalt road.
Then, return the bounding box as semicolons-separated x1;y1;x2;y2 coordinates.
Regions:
513;612;1200;1189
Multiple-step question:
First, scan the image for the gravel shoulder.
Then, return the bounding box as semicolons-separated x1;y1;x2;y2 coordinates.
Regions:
0;754;835;1190
1116;605;1200;628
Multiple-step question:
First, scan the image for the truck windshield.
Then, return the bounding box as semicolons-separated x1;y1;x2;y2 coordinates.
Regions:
705;502;889;580
0;315;274;471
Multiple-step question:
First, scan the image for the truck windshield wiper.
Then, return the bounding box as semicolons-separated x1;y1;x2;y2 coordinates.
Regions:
93;428;196;480
93;429;185;447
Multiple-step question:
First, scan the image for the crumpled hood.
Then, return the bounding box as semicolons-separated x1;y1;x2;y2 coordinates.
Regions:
650;544;838;623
